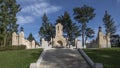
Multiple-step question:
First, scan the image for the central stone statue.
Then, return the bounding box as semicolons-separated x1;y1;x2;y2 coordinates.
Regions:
53;23;67;47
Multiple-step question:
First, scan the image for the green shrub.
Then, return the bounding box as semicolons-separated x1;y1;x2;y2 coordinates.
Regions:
0;45;26;51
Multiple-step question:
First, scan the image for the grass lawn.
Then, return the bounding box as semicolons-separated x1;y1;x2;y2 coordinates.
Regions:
84;48;120;68
0;49;43;68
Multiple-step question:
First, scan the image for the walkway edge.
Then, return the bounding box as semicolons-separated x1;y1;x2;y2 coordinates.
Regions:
30;49;46;68
78;49;103;68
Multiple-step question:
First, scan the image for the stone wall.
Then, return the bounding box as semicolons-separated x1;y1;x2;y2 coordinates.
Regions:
88;27;111;48
12;31;40;49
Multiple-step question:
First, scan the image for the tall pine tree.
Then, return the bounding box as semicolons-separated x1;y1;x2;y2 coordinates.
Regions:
0;0;21;46
73;5;95;47
27;33;35;42
85;28;95;45
56;11;81;48
103;11;116;35
39;13;55;45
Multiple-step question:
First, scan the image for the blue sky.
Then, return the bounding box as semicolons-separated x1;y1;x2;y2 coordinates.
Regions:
16;0;120;42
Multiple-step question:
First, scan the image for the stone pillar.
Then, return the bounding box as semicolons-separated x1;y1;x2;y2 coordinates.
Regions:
98;27;109;48
75;39;77;48
25;40;30;49
32;40;35;48
42;38;48;48
19;31;25;45
98;27;107;48
77;40;83;49
106;33;111;48
98;27;103;48
36;45;40;48
12;32;17;46
56;23;63;37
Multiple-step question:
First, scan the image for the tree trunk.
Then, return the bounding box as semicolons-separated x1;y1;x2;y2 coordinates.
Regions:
82;24;85;48
85;37;87;46
67;38;69;48
0;41;1;46
3;27;7;46
3;36;6;46
9;33;12;46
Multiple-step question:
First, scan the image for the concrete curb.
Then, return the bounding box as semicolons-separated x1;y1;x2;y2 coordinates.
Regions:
78;49;103;68
30;49;46;68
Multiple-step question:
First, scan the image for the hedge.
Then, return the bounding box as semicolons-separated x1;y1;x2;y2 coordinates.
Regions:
0;45;26;51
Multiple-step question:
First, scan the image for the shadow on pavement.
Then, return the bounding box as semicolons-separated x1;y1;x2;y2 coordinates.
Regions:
39;48;90;68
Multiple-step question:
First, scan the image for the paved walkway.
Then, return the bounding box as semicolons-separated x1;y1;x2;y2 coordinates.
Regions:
39;48;90;68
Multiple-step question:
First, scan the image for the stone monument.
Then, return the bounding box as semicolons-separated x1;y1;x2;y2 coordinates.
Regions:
53;23;67;47
41;23;82;48
88;27;111;48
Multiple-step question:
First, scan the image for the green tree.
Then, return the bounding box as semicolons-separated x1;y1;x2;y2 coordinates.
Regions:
48;23;55;46
20;27;24;32
56;11;81;48
39;13;55;46
56;11;72;34
85;28;95;45
27;33;35;42
111;35;120;47
0;0;21;46
71;23;81;48
0;25;4;45
56;12;71;47
73;5;95;47
27;33;40;46
103;11;116;35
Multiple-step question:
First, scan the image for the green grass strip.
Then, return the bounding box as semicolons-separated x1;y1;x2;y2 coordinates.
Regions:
0;49;43;68
84;48;120;68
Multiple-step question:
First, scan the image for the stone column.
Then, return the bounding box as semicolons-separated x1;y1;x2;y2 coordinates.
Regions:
98;27;104;48
32;40;35;48
19;31;25;45
12;32;17;46
106;33;111;48
42;38;49;48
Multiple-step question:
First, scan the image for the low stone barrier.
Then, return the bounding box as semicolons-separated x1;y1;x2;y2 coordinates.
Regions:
30;49;46;68
78;49;103;68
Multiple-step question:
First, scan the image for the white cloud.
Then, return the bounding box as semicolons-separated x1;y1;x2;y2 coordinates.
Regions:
21;2;61;16
17;16;34;25
17;1;62;24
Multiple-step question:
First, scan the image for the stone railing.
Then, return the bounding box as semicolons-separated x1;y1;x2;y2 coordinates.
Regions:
30;49;46;68
78;49;103;68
